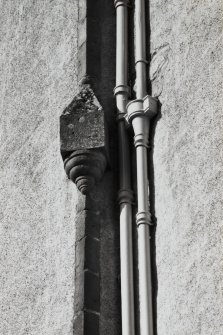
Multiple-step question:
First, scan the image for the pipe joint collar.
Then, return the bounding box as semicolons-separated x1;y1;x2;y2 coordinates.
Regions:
135;59;148;65
126;95;157;124
136;211;152;227
118;189;134;205
114;85;130;96
134;133;149;148
114;0;130;8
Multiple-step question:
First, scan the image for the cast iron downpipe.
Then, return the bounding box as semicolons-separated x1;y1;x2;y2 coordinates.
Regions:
114;1;135;335
114;0;157;334
126;0;157;334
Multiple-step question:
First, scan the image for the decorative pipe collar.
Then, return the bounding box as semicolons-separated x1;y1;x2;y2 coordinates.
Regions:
126;95;157;124
114;0;130;8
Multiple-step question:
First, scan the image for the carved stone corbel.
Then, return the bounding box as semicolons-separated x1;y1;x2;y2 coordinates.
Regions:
60;84;108;195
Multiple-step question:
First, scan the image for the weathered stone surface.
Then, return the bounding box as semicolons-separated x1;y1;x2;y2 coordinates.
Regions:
60;86;107;157
60;85;108;195
150;1;223;334
0;1;80;334
85;237;100;273
84;311;100;335
64;149;108;194
91;173;121;335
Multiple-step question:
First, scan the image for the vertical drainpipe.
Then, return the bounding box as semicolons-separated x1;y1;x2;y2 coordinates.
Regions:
114;1;135;335
126;0;157;334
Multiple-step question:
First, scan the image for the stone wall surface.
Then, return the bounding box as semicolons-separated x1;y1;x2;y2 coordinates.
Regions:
150;0;223;334
0;1;80;334
1;0;223;334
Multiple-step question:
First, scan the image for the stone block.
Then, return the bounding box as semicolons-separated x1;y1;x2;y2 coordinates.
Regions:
84;270;100;312
85;237;100;274
73;312;84;335
84;311;99;335
60;85;109;194
60;85;107;157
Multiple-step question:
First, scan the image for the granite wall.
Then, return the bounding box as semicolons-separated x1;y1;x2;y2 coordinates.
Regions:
1;0;222;334
0;0;120;334
150;0;223;334
0;1;80;334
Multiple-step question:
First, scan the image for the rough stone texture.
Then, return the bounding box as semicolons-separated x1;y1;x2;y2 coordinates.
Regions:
150;1;223;334
60;86;107;157
0;1;120;334
90;173;121;335
0;1;80;334
4;0;222;334
73;171;121;335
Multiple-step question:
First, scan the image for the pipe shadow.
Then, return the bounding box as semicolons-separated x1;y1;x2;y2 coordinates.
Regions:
148;101;162;335
145;0;162;334
86;1;121;333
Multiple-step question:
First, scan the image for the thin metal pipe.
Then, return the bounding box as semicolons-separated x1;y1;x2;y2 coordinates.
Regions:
128;113;154;335
114;1;135;335
126;0;156;333
116;3;128;86
135;137;153;335
135;0;147;99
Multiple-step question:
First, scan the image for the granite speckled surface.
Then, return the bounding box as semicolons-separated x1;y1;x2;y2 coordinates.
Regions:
150;1;223;333
1;0;222;334
0;1;80;334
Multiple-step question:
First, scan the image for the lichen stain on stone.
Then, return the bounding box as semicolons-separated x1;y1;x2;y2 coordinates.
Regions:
62;85;101;116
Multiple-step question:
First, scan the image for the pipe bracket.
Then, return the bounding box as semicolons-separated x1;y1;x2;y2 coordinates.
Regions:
126;95;158;124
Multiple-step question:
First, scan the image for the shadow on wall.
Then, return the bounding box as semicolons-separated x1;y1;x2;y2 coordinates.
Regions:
149;100;162;335
145;1;162;334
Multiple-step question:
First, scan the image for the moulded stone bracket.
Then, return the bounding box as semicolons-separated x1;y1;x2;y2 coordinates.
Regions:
60;84;109;194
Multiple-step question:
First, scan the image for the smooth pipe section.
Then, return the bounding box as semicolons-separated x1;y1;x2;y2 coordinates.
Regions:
116;2;128;87
131;0;155;332
135;0;147;99
120;201;135;335
135;140;153;335
138;223;153;335
118;114;131;187
114;1;135;335
131;115;153;335
118;117;135;335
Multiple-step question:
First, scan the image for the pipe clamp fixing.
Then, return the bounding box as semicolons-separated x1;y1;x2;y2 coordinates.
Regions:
126;95;158;124
114;0;131;8
136;211;152;226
